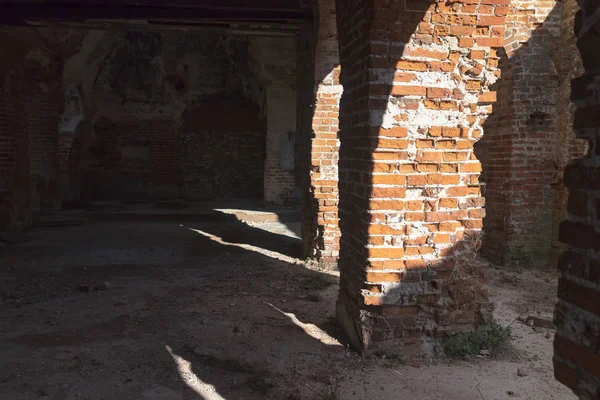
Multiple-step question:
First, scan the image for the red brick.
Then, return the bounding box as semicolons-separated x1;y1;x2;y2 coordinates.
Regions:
391;85;427;96
367;247;405;258
395;61;428;71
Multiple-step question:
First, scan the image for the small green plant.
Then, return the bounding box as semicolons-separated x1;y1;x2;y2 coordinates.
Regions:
441;322;512;358
302;274;336;291
304;293;322;302
320;387;339;400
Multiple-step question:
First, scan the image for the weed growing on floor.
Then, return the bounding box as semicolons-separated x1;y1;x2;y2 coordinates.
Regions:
302;274;336;291
304;293;322;302
441;322;512;358
319;387;339;400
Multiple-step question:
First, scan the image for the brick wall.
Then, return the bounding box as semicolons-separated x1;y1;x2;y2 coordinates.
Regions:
553;0;600;395
0;69;31;231
476;0;566;266
84;99;266;202
475;0;589;268
27;89;61;212
0;28;59;231
85;32;295;205
334;0;506;355
180;98;265;199
0;67;18;196
83;118;180;201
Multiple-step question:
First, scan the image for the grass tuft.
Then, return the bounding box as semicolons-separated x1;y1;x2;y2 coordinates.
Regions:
302;274;336;291
441;322;512;358
320;388;339;400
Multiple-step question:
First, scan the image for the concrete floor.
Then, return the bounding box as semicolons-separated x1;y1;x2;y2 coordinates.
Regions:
0;210;575;400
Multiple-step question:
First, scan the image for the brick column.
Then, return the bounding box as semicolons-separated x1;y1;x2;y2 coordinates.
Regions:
553;0;600;396
302;0;342;266
334;0;507;354
0;54;31;232
550;0;588;266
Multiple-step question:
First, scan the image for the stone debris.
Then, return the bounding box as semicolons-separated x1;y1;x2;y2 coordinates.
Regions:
517;369;528;377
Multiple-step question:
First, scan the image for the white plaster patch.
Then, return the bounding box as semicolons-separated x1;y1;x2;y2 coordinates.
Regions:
316;84;344;95
406;141;418;159
371;105;399;129
404;41;452;54
403;104;464;127
463;93;479;105
409;72;457;87
482;69;499;86
405;189;424;199
389;223;404;231
381;111;396;129
407;223;431;240
386;214;403;224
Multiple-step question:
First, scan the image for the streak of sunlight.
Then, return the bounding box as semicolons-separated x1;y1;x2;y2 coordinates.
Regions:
182;225;300;264
165;345;227;400
266;303;341;346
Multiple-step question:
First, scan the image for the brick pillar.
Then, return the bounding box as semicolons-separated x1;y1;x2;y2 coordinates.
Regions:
334;0;507;354
0;57;31;232
302;0;342;266
553;0;600;396
550;0;588;266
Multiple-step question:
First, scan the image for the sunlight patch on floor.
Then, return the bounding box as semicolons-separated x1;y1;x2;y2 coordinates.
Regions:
212;209;301;239
165;345;227;400
267;303;342;347
182;225;300;264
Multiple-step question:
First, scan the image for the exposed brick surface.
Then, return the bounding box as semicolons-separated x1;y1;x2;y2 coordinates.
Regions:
0;27;62;231
84;100;266;201
550;0;588;266
27;90;61;213
335;0;506;354
554;0;600;395
0;69;18;196
302;0;342;266
0;72;32;232
476;0;588;267
84;117;180;201
476;49;512;263
180;99;265;199
2;5;599;384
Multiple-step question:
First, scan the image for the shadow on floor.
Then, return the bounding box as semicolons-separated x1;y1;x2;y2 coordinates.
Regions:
0;216;347;399
182;212;302;259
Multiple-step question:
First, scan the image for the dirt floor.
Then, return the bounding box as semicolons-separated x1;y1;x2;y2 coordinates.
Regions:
0;212;576;400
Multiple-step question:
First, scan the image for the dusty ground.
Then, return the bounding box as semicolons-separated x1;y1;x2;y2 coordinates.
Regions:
0;212;575;400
